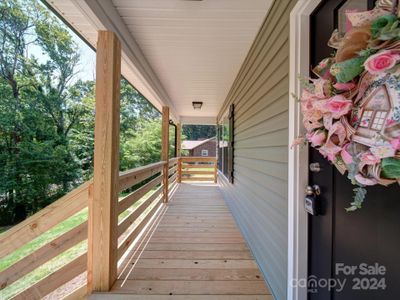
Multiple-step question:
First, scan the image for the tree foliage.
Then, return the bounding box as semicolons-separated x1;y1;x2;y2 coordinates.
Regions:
0;0;162;225
182;125;216;140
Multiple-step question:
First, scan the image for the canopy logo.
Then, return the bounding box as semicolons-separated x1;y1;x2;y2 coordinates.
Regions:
290;263;387;293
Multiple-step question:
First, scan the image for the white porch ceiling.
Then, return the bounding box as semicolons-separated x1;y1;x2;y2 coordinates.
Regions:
46;0;272;123
112;0;272;121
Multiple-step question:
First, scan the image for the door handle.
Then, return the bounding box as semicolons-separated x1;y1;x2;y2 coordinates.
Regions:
306;185;321;196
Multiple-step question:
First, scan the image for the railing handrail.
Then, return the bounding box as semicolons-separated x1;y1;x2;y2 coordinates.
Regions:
0;159;180;299
119;161;166;180
180;156;217;162
179;156;218;183
0;180;92;260
0;221;87;290
168;157;179;164
119;161;166;192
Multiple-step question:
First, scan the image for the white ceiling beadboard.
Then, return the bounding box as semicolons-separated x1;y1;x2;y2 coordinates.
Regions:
112;0;272;120
46;0;99;47
46;0;272;122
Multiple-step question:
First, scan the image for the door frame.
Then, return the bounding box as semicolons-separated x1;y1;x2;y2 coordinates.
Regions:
288;1;323;300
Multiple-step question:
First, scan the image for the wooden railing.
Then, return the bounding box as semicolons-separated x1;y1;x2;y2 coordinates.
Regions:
168;157;179;189
0;181;91;299
179;156;217;183
0;159;179;300
117;158;178;259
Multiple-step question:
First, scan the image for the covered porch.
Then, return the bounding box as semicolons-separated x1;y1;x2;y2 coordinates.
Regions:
0;155;271;299
0;0;294;299
93;182;271;299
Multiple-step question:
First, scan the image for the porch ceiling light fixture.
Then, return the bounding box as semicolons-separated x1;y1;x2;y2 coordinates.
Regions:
192;101;203;110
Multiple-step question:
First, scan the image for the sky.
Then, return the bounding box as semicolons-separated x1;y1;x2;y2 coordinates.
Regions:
28;35;96;83
28;1;96;83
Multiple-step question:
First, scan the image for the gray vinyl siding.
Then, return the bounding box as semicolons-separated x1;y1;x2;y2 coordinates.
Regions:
218;1;297;299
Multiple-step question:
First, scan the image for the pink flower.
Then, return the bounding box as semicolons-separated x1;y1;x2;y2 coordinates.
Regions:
355;174;378;186
327;121;347;146
323;114;333;129
341;143;353;164
319;140;342;161
312;99;330;114
313;78;332;98
390;138;400;150
360;151;381;165
325;95;352;119
307;130;327;147
333;82;356;91
364;50;400;75
318;122;349;161
386;118;396;126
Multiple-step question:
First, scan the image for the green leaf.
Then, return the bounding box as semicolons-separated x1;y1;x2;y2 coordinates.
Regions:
381;157;400;179
330;56;367;83
297;75;315;93
346;187;367;212
371;14;398;38
358;48;376;57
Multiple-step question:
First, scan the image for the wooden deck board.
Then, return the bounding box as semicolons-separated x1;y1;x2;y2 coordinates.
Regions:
91;295;273;300
111;280;269;295
92;183;270;298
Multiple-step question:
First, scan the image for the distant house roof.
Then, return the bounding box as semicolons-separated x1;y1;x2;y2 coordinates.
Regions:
182;137;216;150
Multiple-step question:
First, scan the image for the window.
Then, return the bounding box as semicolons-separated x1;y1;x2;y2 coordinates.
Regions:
360;110;373;128
371;111;387;130
217;104;234;183
360;110;388;131
217;114;229;177
201;149;208;156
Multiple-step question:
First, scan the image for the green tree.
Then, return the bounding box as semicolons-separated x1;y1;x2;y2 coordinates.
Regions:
0;0;84;223
119;119;175;171
0;0;164;225
182;124;216;140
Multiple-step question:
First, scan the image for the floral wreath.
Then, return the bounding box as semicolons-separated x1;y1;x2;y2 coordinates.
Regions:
294;0;400;211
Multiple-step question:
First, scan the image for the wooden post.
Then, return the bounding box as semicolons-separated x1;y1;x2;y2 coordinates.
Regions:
161;107;169;203
88;31;121;292
214;159;218;183
176;123;182;183
176;123;181;157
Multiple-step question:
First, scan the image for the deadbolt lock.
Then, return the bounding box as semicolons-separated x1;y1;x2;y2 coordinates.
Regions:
309;162;321;173
305;185;321;216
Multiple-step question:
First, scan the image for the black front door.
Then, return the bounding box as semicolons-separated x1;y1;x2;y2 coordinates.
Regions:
308;1;400;299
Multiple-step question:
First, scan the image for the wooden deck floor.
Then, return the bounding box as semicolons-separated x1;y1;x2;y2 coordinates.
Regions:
92;183;272;300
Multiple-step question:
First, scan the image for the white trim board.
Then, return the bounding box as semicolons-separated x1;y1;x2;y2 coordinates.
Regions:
288;1;322;300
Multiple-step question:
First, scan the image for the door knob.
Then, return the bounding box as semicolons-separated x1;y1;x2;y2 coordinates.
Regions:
306;185;321;196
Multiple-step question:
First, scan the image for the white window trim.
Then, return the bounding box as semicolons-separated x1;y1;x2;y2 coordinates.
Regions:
201;149;208;157
217;109;230;180
288;1;322;300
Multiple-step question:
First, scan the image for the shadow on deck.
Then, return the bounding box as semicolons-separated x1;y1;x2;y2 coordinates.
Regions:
91;183;272;299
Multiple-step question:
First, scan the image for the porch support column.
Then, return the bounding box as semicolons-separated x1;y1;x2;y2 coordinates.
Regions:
176;123;182;183
161;106;169;203
88;31;121;292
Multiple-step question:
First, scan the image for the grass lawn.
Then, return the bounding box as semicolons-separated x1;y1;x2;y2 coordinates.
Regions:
0;186;158;299
0;209;88;299
0;227;11;234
